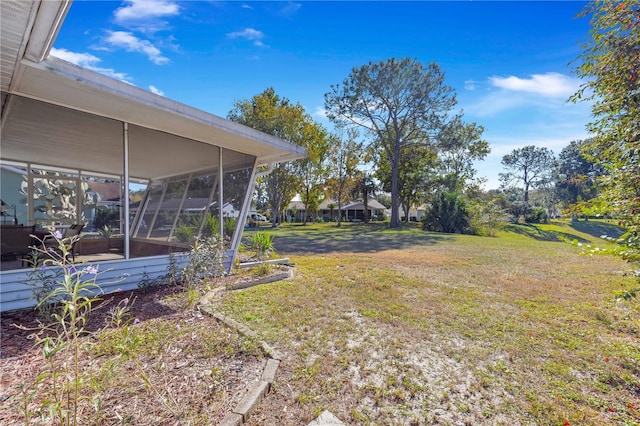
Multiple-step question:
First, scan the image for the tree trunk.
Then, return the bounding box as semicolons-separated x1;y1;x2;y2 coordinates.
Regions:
337;199;342;228
390;151;400;228
363;183;369;224
271;205;279;228
303;187;309;226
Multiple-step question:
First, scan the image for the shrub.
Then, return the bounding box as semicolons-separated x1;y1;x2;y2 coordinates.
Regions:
223;217;237;238
198;214;236;238
182;234;227;287
468;200;507;237
422;192;469;233
94;208;119;231
244;232;276;261
200;212;219;238
525;207;548;224
174;222;195;243
98;225;113;238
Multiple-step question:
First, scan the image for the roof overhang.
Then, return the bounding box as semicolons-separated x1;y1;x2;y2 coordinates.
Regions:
1;0;306;180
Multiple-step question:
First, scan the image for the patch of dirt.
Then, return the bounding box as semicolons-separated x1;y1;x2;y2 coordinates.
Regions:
0;281;267;425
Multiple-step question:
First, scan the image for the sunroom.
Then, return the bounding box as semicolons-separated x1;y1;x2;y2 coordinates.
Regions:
0;0;305;311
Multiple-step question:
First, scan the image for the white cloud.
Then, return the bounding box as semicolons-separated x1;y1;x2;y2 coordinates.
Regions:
489;72;580;98
464;80;479;91
459;72;591;189
114;0;180;23
148;85;165;96
227;28;265;46
50;48;100;67
279;2;302;18
241;4;253;10
462;72;586;118
463;91;532;117
314;106;328;119
113;0;180;36
105;31;170;65
50;47;132;83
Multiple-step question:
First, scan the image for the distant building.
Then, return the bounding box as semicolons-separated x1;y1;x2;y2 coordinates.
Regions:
286;198;387;222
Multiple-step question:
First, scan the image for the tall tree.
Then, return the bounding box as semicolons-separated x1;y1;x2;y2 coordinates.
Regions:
227;88;317;227
298;121;331;225
499;145;556;209
325;128;364;227
572;1;640;280
325;57;456;228
374;143;436;222
349;172;378;223
436;116;490;193
360;174;377;224
555;139;603;208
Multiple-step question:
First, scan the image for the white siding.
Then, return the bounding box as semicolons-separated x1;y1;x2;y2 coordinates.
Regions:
0;254;192;312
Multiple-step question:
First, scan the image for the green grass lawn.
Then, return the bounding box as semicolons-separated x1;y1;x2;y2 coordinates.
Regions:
228;220;640;425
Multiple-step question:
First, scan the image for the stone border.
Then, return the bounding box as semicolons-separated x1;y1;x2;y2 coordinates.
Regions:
227;269;293;291
198;269;291;425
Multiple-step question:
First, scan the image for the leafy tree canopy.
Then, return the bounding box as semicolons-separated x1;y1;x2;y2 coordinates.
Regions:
228;88;325;226
572;1;640;227
499;145;556;207
325;57;456;228
572;1;640;296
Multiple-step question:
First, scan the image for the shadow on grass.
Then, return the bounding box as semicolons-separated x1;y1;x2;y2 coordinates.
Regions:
504;223;591;243
266;222;451;254
568;220;626;240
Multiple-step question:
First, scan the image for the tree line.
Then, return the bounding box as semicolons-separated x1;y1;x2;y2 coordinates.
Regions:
225;65;604;235
226;1;639;297
228;59;490;229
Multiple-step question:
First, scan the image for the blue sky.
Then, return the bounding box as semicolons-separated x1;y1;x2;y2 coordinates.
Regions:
52;0;593;189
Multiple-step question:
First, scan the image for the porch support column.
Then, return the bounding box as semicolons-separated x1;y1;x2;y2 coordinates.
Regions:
123;122;130;259
218;147;224;237
230;157;259;256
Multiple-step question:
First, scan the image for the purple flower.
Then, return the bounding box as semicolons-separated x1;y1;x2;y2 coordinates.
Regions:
53;230;63;239
69;265;77;274
40;265;47;271
175;324;181;330
133;318;140;324
84;265;98;275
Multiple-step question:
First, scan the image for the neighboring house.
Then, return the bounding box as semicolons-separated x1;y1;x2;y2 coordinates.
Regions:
337;199;387;222
286;198;387;222
401;205;427;222
0;0;305;312
284;200;308;222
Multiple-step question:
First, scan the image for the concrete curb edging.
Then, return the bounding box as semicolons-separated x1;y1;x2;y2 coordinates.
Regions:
198;270;292;425
227;269;293;291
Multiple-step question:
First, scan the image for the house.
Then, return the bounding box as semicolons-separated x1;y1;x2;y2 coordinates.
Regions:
401;205;427;222
336;199;387;222
0;0;305;312
284;200;308;222
285;198;387;222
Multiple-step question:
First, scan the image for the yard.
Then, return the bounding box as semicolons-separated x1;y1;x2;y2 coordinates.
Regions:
1;220;639;425
229;221;639;425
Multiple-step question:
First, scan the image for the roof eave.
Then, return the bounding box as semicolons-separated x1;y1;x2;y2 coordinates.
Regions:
11;56;305;162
